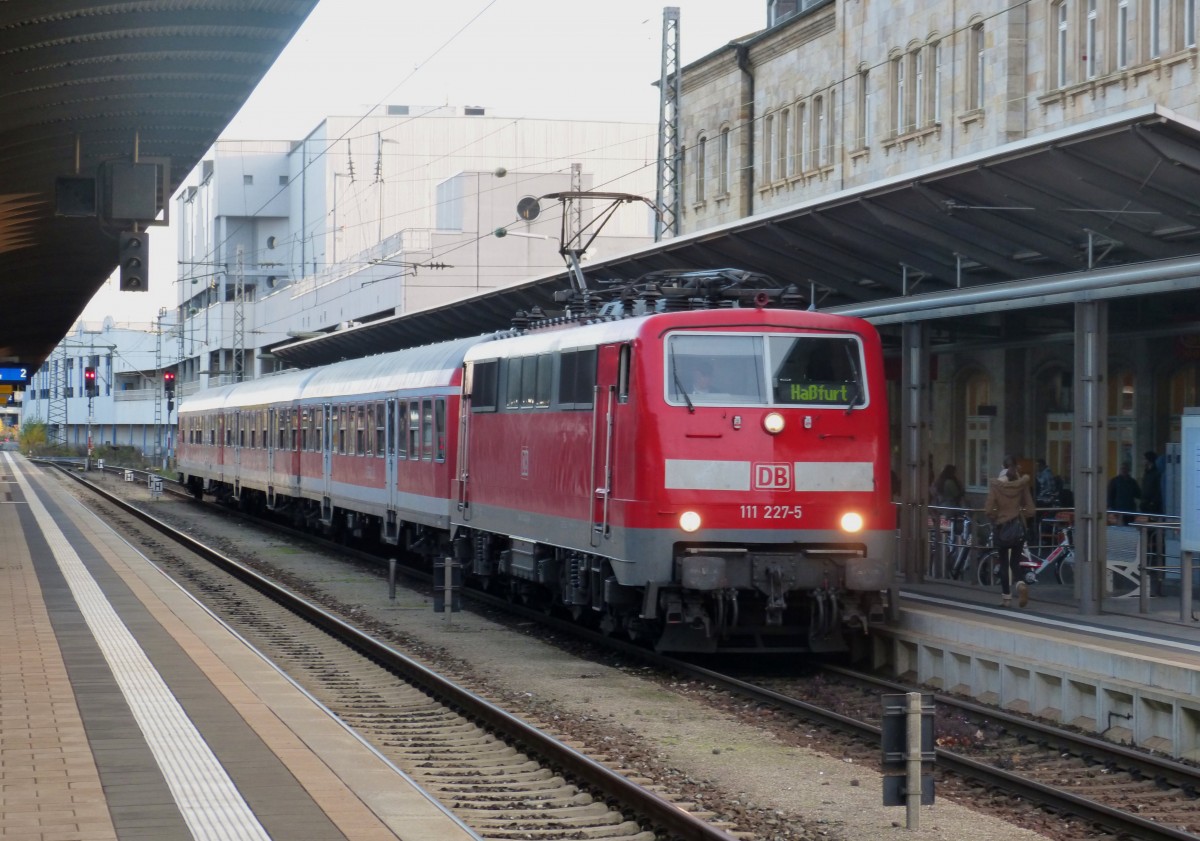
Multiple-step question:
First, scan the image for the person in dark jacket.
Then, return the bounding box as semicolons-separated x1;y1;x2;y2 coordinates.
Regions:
985;464;1035;608
1107;462;1141;524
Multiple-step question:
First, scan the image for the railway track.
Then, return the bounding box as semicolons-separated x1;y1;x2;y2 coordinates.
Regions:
53;464;748;841
71;463;1200;839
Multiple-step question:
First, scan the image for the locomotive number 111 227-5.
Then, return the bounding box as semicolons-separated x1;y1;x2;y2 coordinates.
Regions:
740;504;804;519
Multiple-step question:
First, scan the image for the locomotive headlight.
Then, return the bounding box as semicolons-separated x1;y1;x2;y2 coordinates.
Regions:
762;412;785;434
840;512;864;533
679;511;702;532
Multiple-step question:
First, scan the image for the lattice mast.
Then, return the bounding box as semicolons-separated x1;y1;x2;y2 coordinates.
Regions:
655;6;681;241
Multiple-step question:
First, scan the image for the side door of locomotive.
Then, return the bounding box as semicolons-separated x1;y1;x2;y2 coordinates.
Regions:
589;343;623;546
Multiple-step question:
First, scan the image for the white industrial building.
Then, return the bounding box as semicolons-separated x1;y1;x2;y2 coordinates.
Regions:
172;105;657;397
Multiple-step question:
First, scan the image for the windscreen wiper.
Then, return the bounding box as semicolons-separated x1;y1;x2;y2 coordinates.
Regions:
671;358;695;414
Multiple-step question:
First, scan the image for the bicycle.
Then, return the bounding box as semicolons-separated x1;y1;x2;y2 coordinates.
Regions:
976;524;1074;588
946;513;976;581
928;510;975;580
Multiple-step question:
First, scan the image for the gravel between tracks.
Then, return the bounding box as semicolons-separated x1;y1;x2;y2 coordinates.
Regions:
109;482;1052;841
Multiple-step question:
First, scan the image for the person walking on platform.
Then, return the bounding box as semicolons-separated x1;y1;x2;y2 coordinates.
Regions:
986;460;1035;608
931;464;964;507
1107;462;1141;524
1035;458;1058;506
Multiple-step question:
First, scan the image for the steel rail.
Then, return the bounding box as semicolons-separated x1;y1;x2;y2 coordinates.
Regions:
50;464;742;841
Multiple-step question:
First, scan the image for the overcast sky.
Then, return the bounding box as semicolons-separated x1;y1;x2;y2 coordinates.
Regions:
81;0;765;324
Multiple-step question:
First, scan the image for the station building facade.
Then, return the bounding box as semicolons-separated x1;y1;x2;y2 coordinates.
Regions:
674;0;1200;504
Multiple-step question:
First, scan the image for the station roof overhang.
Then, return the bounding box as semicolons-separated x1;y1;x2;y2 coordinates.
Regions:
0;1;320;371
274;105;1200;369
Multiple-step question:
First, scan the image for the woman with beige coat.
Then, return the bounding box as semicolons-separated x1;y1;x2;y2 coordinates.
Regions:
985;462;1035;608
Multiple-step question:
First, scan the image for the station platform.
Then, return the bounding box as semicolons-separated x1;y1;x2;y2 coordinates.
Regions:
879;573;1200;761
0;452;481;841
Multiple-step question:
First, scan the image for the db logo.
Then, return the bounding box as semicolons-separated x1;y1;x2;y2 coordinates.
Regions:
754;463;791;490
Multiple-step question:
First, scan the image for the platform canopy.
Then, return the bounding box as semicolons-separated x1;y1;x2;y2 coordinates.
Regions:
0;0;320;371
273;106;1200;368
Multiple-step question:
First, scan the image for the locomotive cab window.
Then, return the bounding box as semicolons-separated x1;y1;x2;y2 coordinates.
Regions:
769;335;866;408
666;333;867;408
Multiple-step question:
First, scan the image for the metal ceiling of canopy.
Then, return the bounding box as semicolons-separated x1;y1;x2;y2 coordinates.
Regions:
0;0;320;369
273;106;1200;369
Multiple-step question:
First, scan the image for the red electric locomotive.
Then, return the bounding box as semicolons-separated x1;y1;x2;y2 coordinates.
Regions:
178;273;894;653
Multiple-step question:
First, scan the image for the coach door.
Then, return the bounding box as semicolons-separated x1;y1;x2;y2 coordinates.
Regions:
321;402;333;522
589;344;620;546
384;398;399;541
232;409;242;497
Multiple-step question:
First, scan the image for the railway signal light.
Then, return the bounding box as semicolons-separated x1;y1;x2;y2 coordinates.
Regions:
164;370;175;411
118;231;148;291
84;366;97;398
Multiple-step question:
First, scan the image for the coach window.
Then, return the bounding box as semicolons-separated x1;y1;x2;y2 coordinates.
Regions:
408;401;421;456
400;400;410;458
314;407;323;451
435;398;446;460
374;403;385;456
261;411;268;449
421;399;435;460
470;360;499;412
356;405;366;455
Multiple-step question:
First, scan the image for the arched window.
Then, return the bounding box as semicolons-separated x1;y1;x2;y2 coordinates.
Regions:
968;24;986;109
931;42;943;123
913;48;926;128
764;112;775;183
1085;0;1100;78
1053;0;1070;87
780;108;793;177
1107;368;1136;472
695;134;707;202
892;55;906;135
1115;0;1129;69
1149;0;1162;58
813;95;827;166
963;371;993;490
1036;366;1073;480
857;68;872;147
799;100;810;169
718;126;731;195
1168;361;1199;441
